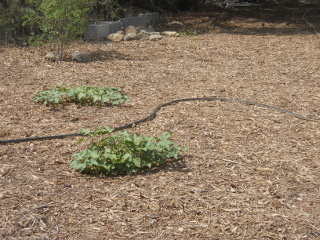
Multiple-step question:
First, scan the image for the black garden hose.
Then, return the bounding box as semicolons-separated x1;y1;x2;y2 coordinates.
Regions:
0;97;319;144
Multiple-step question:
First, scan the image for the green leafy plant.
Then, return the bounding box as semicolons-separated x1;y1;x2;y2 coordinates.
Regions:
71;126;188;176
179;29;197;36
34;84;129;106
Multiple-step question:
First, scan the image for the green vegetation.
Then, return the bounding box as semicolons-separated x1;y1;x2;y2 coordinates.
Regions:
179;29;197;36
0;0;94;48
71;126;187;176
26;0;92;56
34;84;129;106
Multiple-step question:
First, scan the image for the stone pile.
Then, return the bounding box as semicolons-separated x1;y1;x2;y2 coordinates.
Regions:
107;25;180;42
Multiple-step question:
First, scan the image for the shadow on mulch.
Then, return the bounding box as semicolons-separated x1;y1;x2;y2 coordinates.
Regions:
79;155;190;180
62;48;150;63
46;103;132;113
159;3;319;36
87;47;150;62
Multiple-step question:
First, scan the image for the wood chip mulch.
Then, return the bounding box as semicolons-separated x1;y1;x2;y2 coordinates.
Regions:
0;4;319;239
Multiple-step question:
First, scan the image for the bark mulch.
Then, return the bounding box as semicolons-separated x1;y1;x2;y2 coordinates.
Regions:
0;4;319;239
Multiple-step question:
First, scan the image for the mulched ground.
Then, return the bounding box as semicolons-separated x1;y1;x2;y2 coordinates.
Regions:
1;3;319;239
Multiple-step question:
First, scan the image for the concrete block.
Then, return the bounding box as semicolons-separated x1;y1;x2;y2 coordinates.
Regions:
85;21;122;40
128;15;148;27
120;18;131;29
146;12;160;25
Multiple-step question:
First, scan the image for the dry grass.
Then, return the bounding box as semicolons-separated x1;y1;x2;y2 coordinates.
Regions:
0;4;319;239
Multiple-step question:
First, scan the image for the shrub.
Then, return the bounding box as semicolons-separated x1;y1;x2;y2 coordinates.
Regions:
22;0;93;56
71;126;188;176
0;0;38;44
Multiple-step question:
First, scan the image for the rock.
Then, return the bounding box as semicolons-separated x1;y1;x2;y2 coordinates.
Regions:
124;33;138;41
71;51;91;62
136;32;149;40
161;31;180;37
125;25;138;35
146;31;160;36
149;34;163;41
147;26;155;32
137;25;147;32
107;32;124;42
44;52;59;62
168;21;184;26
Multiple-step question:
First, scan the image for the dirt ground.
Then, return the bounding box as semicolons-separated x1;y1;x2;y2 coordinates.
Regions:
1;3;320;240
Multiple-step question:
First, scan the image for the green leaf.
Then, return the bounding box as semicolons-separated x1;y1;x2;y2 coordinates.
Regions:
77;138;86;144
93;95;101;103
77;92;86;100
72;161;87;173
80;128;91;135
88;150;99;159
132;158;141;167
102;95;110;103
103;151;114;160
123;153;132;161
102;126;114;133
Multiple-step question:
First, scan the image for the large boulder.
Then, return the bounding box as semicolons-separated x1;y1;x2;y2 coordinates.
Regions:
149;33;163;41
137;25;147;32
71;51;91;62
124;33;138;41
125;25;138;35
136;32;149;40
161;31;180;37
108;32;124;42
